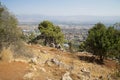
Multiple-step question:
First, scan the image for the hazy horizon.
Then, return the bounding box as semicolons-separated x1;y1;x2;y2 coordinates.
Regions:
1;0;120;16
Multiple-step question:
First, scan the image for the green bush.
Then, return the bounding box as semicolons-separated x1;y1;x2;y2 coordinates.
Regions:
85;23;120;62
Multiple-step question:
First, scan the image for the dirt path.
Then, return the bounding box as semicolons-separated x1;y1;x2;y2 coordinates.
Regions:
0;61;29;80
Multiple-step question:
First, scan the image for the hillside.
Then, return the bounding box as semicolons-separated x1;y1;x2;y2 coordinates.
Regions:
0;44;118;80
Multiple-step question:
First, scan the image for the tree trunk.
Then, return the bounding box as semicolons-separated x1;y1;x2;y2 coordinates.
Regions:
100;55;104;62
44;37;47;46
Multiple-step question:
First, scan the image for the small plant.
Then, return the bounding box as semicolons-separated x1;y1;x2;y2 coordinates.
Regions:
0;47;13;62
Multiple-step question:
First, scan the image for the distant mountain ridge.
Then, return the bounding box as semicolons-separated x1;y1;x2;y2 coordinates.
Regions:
16;15;120;25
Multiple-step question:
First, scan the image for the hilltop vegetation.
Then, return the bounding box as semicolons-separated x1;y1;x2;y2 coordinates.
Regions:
84;23;120;62
0;3;22;48
38;21;64;45
0;3;33;59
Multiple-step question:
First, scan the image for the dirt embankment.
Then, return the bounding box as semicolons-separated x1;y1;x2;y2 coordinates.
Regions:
0;61;29;80
0;44;118;80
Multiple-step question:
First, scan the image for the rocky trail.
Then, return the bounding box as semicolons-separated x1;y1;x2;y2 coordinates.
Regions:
0;44;117;80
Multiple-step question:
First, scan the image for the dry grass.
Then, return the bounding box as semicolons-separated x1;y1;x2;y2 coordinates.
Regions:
0;47;13;62
11;41;34;58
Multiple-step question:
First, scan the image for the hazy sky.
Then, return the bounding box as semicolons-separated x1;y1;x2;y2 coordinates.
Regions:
1;0;120;16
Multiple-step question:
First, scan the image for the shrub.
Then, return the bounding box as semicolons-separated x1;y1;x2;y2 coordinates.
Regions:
0;3;22;50
38;21;64;45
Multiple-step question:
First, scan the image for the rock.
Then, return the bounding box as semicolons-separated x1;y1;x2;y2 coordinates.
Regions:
93;78;99;80
39;50;41;52
45;59;53;66
56;44;63;51
40;67;46;72
50;43;56;48
47;79;52;80
46;58;73;71
31;65;37;71
28;43;31;46
81;75;86;80
52;59;73;71
51;58;66;68
81;68;90;78
41;50;47;54
60;47;64;52
37;56;41;59
14;59;28;63
62;72;73;80
30;57;38;65
68;65;74;72
107;74;112;80
23;72;34;80
45;58;62;67
59;63;68;69
46;77;52;80
99;76;103;79
51;58;60;66
77;74;91;80
38;45;42;47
